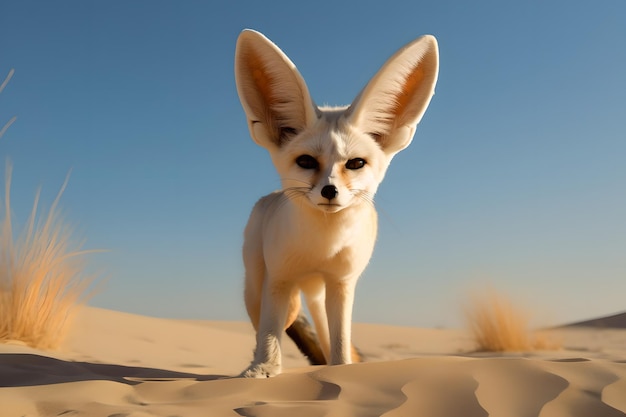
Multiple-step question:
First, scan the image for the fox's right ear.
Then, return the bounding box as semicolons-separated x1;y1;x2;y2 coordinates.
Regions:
235;29;318;150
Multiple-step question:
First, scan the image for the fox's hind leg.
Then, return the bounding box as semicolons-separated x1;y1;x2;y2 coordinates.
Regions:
303;285;331;362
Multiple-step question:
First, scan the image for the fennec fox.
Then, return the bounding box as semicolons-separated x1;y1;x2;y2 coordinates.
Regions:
235;29;439;377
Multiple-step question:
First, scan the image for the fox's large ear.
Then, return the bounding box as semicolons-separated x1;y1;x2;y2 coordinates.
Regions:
346;35;439;156
235;29;318;150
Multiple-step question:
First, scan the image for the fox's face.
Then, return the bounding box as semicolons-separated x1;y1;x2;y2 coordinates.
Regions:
235;30;438;214
270;110;390;213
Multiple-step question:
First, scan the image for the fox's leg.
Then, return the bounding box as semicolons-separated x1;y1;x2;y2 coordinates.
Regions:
325;279;357;365
303;286;330;362
241;279;294;378
243;267;263;331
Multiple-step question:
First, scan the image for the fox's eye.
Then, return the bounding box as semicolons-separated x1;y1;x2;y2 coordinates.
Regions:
296;155;319;170
345;158;366;170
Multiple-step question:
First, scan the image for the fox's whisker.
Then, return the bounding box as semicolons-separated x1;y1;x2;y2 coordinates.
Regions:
351;189;375;206
280;177;314;187
278;187;309;210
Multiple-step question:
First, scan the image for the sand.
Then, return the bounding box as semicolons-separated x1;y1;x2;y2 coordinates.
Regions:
1;306;625;417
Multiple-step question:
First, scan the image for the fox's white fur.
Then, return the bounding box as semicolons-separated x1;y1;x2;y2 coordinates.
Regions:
235;29;439;377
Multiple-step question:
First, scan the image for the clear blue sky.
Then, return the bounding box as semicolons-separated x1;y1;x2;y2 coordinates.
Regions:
1;1;624;327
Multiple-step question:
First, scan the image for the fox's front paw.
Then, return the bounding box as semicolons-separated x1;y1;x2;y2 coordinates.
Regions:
239;362;281;378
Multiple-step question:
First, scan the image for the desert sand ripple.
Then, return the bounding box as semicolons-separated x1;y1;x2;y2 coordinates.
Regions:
1;307;626;416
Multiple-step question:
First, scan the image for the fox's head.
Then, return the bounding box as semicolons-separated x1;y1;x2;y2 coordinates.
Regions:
235;30;438;214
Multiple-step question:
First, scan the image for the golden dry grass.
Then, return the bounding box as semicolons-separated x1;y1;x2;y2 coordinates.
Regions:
1;67;95;349
0;69;16;139
0;165;96;349
465;289;558;352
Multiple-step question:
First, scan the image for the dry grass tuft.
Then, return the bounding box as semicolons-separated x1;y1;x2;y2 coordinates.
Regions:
465;289;559;352
0;165;97;349
0;69;17;139
1;67;96;349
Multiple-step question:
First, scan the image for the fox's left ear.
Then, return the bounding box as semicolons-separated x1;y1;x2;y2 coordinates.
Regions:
346;35;439;156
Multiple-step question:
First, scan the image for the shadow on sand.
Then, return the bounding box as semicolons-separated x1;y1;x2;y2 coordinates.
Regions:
0;353;226;387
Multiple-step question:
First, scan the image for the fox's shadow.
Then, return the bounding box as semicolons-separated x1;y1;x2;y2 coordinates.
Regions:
0;353;224;387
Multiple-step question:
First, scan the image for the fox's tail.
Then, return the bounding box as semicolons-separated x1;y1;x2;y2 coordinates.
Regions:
285;312;362;365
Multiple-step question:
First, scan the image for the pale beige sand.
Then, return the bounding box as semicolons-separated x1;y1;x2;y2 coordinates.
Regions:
1;306;625;417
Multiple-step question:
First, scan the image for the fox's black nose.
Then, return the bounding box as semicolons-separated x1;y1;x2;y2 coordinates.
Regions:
321;185;338;200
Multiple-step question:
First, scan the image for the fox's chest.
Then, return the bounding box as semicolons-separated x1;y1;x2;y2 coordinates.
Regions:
263;204;377;279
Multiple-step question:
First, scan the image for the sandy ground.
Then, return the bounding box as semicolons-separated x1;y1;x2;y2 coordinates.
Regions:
1;306;625;416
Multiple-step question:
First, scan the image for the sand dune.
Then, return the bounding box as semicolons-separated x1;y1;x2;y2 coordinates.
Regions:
566;311;626;329
1;306;625;416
